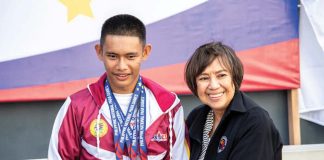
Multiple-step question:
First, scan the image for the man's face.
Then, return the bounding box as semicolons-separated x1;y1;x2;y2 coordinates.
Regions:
96;35;151;94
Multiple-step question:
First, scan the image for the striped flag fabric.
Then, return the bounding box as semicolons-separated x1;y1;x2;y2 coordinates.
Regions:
0;0;299;102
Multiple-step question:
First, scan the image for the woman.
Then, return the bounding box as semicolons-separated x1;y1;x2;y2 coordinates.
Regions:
185;42;282;160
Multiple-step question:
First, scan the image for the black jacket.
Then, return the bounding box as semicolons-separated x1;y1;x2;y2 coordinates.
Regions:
186;91;282;160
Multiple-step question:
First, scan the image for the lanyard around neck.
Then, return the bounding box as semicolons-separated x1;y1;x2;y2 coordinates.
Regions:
104;77;147;160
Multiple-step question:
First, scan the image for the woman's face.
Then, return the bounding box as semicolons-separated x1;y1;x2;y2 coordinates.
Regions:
196;57;235;113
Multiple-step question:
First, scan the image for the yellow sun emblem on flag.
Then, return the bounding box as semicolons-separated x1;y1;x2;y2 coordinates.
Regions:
59;0;93;22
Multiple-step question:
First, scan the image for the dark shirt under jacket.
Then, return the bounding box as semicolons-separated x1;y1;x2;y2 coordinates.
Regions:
186;91;283;160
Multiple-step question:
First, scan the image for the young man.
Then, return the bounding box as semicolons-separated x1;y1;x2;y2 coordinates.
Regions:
48;14;190;160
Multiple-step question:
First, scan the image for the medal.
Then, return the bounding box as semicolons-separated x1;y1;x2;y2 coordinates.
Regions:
104;76;147;160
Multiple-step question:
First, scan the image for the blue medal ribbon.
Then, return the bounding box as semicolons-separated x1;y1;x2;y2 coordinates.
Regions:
104;76;147;160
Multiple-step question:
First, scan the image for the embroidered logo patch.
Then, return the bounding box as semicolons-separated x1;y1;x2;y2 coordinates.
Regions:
90;119;108;138
151;131;167;142
218;136;228;153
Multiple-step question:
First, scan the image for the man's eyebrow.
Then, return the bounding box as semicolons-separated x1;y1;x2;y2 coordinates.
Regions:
126;52;138;54
104;51;116;54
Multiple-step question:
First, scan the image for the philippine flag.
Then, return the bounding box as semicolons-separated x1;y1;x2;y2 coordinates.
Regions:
0;0;299;102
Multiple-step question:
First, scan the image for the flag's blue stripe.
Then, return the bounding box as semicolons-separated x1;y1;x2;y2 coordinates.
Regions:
145;0;299;68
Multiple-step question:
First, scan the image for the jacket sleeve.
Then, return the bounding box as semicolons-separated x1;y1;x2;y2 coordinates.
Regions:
228;108;283;160
48;97;81;159
170;104;190;160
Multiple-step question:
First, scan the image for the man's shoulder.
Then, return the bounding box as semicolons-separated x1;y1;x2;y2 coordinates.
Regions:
142;77;171;93
69;87;93;104
69;74;105;105
142;76;177;112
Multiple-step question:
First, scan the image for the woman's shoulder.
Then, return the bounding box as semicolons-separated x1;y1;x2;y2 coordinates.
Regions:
186;104;207;127
245;105;272;123
239;92;273;123
237;105;279;138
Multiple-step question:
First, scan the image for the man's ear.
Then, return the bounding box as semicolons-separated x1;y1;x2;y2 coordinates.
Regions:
142;44;152;61
95;44;103;61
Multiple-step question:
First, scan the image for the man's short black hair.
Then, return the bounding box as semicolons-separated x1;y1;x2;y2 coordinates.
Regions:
100;14;146;46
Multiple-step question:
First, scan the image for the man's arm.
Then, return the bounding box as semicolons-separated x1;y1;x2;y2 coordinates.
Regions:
48;97;81;159
170;104;190;160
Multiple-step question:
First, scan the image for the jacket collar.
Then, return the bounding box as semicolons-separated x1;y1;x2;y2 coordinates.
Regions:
89;73;176;111
142;76;175;112
223;91;247;116
189;91;247;143
89;73;106;108
189;105;210;144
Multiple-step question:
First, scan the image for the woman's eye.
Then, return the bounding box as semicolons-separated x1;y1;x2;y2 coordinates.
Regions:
218;74;227;78
199;77;209;81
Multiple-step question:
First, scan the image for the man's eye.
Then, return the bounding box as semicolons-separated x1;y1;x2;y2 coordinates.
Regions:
128;55;136;59
107;54;116;59
128;54;137;59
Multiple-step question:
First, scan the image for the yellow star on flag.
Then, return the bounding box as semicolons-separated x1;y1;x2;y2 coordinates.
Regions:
60;0;93;22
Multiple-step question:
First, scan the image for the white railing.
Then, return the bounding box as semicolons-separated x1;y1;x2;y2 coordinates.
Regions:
283;144;324;160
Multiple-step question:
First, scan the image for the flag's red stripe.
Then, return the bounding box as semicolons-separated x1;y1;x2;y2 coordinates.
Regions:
0;39;299;102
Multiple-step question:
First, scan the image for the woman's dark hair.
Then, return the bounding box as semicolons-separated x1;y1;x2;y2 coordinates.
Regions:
185;42;244;96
